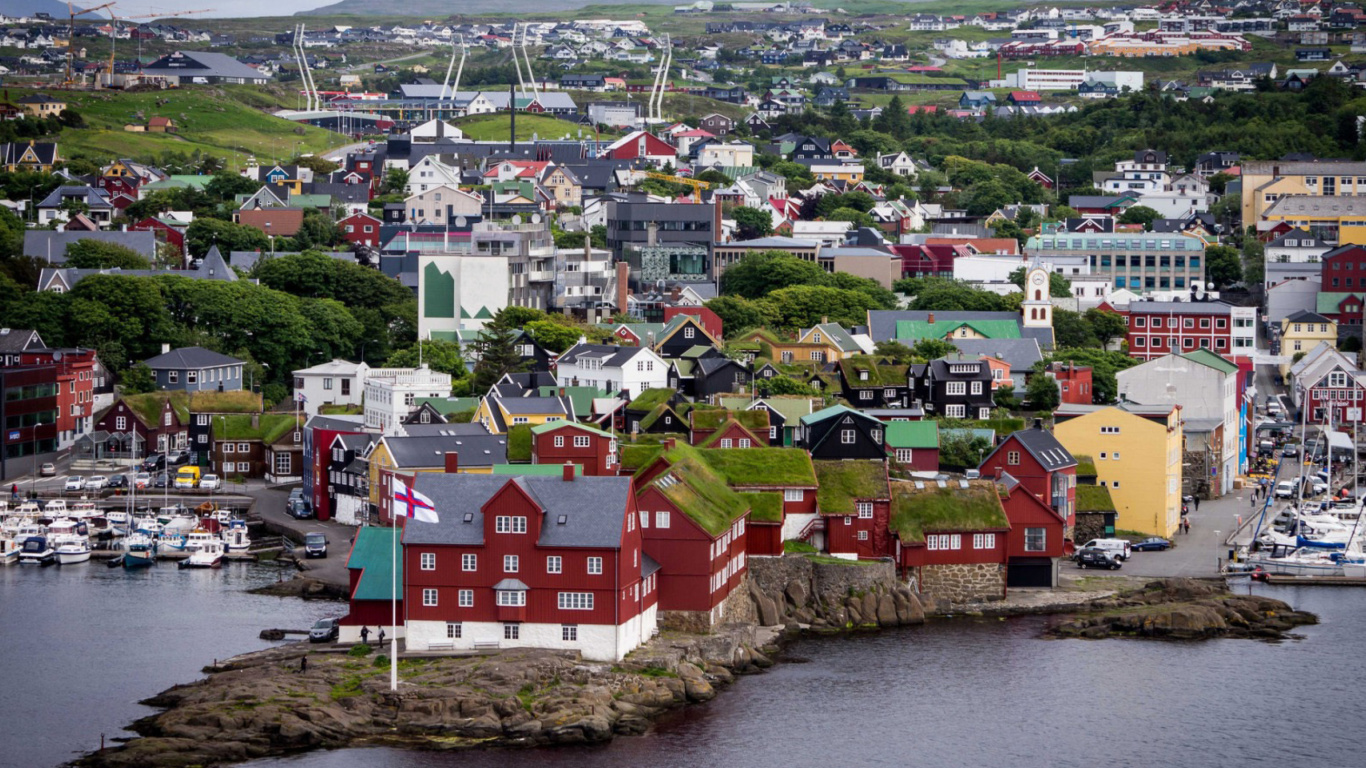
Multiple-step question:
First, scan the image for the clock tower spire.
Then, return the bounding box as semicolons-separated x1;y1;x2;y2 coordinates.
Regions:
1022;257;1054;329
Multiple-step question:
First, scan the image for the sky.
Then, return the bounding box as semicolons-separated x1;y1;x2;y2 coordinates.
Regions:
102;1;328;18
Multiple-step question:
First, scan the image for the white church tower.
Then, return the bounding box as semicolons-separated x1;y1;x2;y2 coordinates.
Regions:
1022;258;1054;329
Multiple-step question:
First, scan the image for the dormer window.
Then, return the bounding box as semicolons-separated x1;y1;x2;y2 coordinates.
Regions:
859;370;869;381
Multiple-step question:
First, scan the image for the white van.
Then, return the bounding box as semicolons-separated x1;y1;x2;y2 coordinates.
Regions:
1267;399;1283;417
1079;538;1132;561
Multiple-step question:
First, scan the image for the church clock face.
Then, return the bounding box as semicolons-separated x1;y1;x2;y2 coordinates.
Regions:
1031;272;1046;287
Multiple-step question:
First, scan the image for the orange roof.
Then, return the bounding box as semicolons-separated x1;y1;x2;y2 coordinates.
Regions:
924;237;1019;255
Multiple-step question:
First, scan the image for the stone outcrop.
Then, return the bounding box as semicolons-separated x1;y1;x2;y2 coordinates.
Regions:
1047;579;1319;640
745;555;925;630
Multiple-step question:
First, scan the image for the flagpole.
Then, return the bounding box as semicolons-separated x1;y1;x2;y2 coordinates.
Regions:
391;509;398;691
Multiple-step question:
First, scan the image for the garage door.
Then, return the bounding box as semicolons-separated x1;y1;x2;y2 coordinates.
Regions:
1007;557;1054;588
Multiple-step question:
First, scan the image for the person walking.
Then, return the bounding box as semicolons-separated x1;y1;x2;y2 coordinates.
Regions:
1194;496;1200;512
1183;517;1191;534
299;656;308;672
360;626;370;645
378;627;386;647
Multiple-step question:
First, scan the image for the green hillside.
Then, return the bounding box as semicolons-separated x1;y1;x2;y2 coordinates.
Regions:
454;112;603;142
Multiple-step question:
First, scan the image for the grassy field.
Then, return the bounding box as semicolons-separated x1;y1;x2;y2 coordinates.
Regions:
454;112;602;142
57;86;346;168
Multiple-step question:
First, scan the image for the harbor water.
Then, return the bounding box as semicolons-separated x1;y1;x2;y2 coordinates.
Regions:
0;561;335;768
2;574;1362;768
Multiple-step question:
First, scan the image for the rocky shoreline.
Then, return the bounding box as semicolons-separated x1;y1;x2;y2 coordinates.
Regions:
1046;579;1319;640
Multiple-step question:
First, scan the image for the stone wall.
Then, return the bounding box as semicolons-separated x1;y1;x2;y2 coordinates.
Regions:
658;574;759;634
920;562;1006;604
1074;512;1108;545
745;555;925;630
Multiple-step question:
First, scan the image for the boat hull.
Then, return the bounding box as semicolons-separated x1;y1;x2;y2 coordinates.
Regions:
123;550;156;569
56;549;91;565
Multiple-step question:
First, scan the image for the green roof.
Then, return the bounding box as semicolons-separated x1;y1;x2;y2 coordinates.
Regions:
319;403;364;415
1074;454;1097;477
628;387;675;413
813;460;889;515
1076;483;1116;513
188;390;262;415
493;463;581;476
839;356;909;387
143;175;214;191
414;396;480;415
691;407;768;432
884;421;938;449
506;424;533;463
894;319;1021;343
1181;348;1239;375
289;193;332;209
697;419;764;448
889;481;1008;545
742;492;783;523
702;447;818;487
537;385;602;416
717;395;815;425
620;443;666;472
121;391;190;427
348;526;402;601
213;413;300;443
801;403;864;427
529;420;615;439
1316;292;1360;314
649;455;749;537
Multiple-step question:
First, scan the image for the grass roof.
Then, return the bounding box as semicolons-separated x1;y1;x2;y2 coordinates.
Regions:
214;413;300;443
414;396;480;415
122;391;189;426
639;403;682;431
742;492;784;524
651;456;749;537
319;403;364;415
1076;483;1116;513
702;447;818;487
889;481;1009;544
692;408;769;432
628;387;675;413
188;390;262;414
814;460;889;515
621;443;666;472
506;424;533;463
839;356;909;387
1074;454;1097;478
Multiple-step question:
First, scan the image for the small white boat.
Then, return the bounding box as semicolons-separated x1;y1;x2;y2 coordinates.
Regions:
221;523;250;553
162;514;199;535
182;529;218;553
54;536;92;565
105;510;130;528
180;539;224;569
69;503;100;519
43;500;67;516
19;536;55;565
0;536;20;565
133;517;163;537
10;502;41;517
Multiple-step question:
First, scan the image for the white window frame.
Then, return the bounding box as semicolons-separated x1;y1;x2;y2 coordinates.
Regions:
587;556;603;575
496;590;526;607
503;554;519;573
783;489;804;502
422;588;438;607
462;553;477;571
495;516;528;534
458;589;473;607
656;510;671;528
547;555;563;574
420;552;435;571
558;592;594;610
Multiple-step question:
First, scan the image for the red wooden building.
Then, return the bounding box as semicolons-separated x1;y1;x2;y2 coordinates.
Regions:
340;525;403;643
977;424;1076;587
892;481;1010;602
15;347;99;447
1044;362;1093;405
304;414;366;522
402;469;657;661
338;212;382;248
662;306;723;341
1119;301;1243;361
815;459;894;560
530;421;619;476
130;217;187;256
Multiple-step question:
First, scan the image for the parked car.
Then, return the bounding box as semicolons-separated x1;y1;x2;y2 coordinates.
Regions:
107;474;128;489
304;532;328;558
64;476;85;491
141;454;165;472
1078;538;1132;561
1274;480;1297;499
308;617;339;643
167;451;190;466
1076;547;1121;570
84;475;108;490
134;472;151;489
1131;537;1172;551
40;463;56;477
199;474;221;491
151;472;170;489
288;499;314;520
1282;444;1300;458
286;488;303;512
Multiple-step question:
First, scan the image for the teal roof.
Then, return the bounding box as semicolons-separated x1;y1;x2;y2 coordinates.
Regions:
885;421;939;449
289;193;332;209
895;319;1021;342
529;420;614;438
414;396;479;415
538;385;603;415
1181;348;1238;375
493;463;582;476
1317;292;1361;314
800;403;861;426
347;526;402;602
143;174;214;191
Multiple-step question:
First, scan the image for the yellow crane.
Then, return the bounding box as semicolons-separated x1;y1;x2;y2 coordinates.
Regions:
64;1;117;86
102;7;215;86
645;171;712;203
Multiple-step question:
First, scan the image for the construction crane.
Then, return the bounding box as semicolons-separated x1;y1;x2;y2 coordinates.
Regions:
103;8;215;87
644;171;711;203
64;1;116;86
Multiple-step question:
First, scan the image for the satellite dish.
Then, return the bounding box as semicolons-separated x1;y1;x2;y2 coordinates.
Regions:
455;216;467;227
531;213;542;224
52;351;63;362
512;214;523;225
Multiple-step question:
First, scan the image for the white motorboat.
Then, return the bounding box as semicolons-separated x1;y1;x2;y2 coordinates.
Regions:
9;502;41;517
54;535;91;565
133;517;164;537
1246;545;1347;576
161;514;199;535
105;510;130;529
0;536;20;565
69;502;100;520
182;529;218;553
221;523;250;553
43;500;67;516
19;536;55;565
180;539;224;569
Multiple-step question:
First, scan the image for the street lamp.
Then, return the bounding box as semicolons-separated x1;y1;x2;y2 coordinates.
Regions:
31;422;44;498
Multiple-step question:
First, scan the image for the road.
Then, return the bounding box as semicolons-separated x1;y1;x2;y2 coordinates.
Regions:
247;483;353;587
341;49;433;73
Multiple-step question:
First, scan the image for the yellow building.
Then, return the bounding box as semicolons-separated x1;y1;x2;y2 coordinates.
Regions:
1259;195;1366;246
1240;160;1366;228
1054;403;1184;537
810;163;864;183
367;433;507;515
1280;310;1339;376
473;392;572;434
737;321;863;365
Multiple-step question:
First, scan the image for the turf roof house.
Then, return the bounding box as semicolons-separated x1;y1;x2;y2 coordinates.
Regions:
692;445;819;557
815;459;893;560
716;395;818;447
977;423;1078;588
799;404;887;461
623;387;682;434
890;481;1011;603
633;448;751;628
651;313;722;359
530;421;620;476
838;355;912;409
90;392;189;458
209;413;301;480
688;407;769;448
673;347;751;400
403;471;658;661
186;390;263;465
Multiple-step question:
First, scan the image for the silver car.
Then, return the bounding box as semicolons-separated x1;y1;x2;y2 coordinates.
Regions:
64;476;85;491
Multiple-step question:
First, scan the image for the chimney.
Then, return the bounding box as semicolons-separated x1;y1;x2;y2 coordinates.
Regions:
927;312;935;324
616;261;629;315
646;220;658;247
251;413;260;429
1033;418;1043;430
662;437;676;451
444;451;459;473
562;461;575;481
161;343;171;354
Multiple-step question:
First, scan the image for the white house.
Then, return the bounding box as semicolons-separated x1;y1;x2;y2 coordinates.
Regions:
363;366;453;433
406;156;465;195
292;359;370;417
554;341;669;397
696;141;755;168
